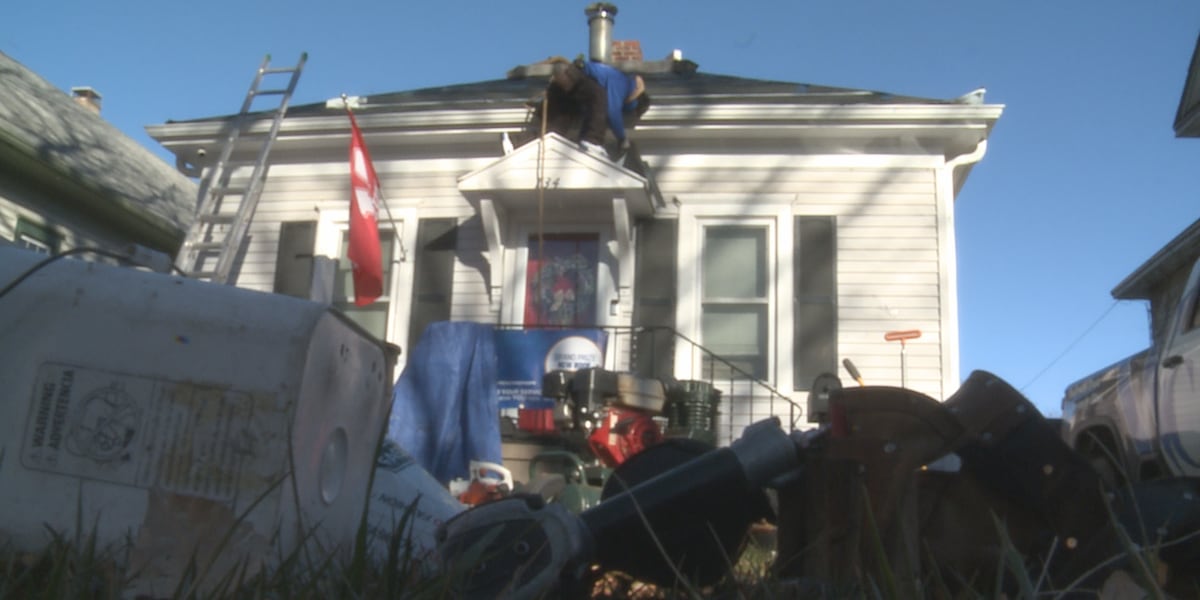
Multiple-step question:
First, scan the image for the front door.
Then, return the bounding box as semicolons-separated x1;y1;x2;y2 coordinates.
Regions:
524;233;600;326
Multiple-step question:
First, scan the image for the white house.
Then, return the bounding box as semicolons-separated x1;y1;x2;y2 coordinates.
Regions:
147;6;1002;443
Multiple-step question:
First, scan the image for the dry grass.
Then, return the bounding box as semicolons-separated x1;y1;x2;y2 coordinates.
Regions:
0;513;1191;600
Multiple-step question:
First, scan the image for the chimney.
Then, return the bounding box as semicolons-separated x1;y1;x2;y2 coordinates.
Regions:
585;2;618;63
71;87;102;114
611;40;643;62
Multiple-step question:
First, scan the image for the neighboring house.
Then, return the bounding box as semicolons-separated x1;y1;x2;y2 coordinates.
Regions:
146;9;1001;442
0;51;196;258
1111;220;1200;348
1175;32;1200;138
1110;33;1200;346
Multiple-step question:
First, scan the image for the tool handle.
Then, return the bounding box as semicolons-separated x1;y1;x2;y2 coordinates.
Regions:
842;358;865;386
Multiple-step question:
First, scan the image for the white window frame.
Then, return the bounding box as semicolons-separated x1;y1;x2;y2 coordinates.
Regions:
15;217;59;255
315;207;417;371
676;202;793;391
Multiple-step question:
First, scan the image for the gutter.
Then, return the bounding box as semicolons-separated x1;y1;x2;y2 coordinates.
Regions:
150;104;1005;139
945;139;988;197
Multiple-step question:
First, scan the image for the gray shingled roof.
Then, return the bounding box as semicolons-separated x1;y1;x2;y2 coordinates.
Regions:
0;51;197;250
178;66;970;123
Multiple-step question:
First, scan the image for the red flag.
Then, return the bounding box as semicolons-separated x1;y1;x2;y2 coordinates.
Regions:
347;111;383;306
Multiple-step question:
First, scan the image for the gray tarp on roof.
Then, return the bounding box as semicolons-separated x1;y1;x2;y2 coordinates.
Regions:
0;51;196;245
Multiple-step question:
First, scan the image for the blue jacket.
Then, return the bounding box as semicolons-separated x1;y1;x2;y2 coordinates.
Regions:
582;61;638;142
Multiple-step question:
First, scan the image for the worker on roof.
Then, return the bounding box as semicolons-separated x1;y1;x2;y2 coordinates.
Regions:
578;59;649;155
546;57;650;159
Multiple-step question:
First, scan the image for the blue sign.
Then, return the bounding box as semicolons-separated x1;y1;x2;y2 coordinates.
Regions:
494;329;607;409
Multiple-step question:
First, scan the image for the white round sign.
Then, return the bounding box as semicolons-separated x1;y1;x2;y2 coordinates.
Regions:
544;336;604;372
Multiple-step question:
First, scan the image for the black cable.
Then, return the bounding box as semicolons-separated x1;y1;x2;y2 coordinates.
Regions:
1019;300;1121;392
0;246;185;302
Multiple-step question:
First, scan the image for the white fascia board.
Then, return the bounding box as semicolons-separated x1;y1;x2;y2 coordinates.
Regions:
642;153;944;169
147;103;1002;142
645;103;1004;123
146;108;530;141
633;123;996;142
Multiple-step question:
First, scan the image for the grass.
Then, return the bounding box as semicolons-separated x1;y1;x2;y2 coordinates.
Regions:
0;501;454;600
2;448;1197;599
0;499;1193;600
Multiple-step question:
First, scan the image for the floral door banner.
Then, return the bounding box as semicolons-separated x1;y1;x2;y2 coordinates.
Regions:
524;234;599;326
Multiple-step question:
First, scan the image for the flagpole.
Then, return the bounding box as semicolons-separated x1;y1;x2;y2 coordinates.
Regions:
343;93;408;262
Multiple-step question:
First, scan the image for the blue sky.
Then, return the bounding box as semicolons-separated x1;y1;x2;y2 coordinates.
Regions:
5;1;1199;416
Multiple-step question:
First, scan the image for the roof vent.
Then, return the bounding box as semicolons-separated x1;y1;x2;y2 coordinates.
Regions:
71;86;102;114
585;3;618;63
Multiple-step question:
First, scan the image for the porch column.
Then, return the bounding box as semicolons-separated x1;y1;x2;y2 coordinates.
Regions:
480;198;506;312
612;197;634;316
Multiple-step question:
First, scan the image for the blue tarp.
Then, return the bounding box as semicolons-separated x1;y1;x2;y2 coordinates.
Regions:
386;321;501;484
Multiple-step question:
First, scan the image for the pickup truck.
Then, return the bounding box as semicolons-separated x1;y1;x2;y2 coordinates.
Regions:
1062;256;1200;484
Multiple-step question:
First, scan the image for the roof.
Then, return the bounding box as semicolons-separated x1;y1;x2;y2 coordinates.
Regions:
1174;32;1200;137
1112;218;1200;300
151;59;1000;193
0;51;197;250
185;62;989;122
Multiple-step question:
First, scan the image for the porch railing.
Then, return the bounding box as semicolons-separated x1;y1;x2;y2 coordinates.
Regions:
496;324;803;445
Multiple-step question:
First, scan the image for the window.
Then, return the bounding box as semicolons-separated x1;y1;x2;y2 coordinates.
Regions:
333;231;396;340
701;225;768;379
15;218;60;255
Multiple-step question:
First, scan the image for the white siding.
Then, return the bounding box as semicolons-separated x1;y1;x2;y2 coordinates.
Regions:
450;217;497;323
0;180;145;257
652;156;945;437
206;138;957;440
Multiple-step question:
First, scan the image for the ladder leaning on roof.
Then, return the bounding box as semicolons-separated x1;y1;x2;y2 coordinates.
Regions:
174;53;307;284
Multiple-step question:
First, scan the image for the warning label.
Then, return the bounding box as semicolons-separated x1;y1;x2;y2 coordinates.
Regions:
22;363;285;502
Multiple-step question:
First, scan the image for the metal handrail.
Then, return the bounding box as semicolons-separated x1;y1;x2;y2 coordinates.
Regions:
495;323;804;441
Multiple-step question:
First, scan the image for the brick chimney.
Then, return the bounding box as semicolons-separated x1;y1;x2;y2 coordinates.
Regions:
71;87;102;114
611;40;643;62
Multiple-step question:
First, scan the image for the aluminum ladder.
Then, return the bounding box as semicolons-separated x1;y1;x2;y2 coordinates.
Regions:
175;53;307;284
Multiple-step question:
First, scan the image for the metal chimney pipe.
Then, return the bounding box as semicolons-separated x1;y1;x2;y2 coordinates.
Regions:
585;3;618;63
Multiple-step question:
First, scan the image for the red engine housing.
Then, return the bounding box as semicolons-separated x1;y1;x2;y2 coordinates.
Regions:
587;406;663;468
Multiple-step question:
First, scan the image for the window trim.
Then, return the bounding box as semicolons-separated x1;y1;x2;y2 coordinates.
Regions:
15;217;61;255
676;204;793;389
